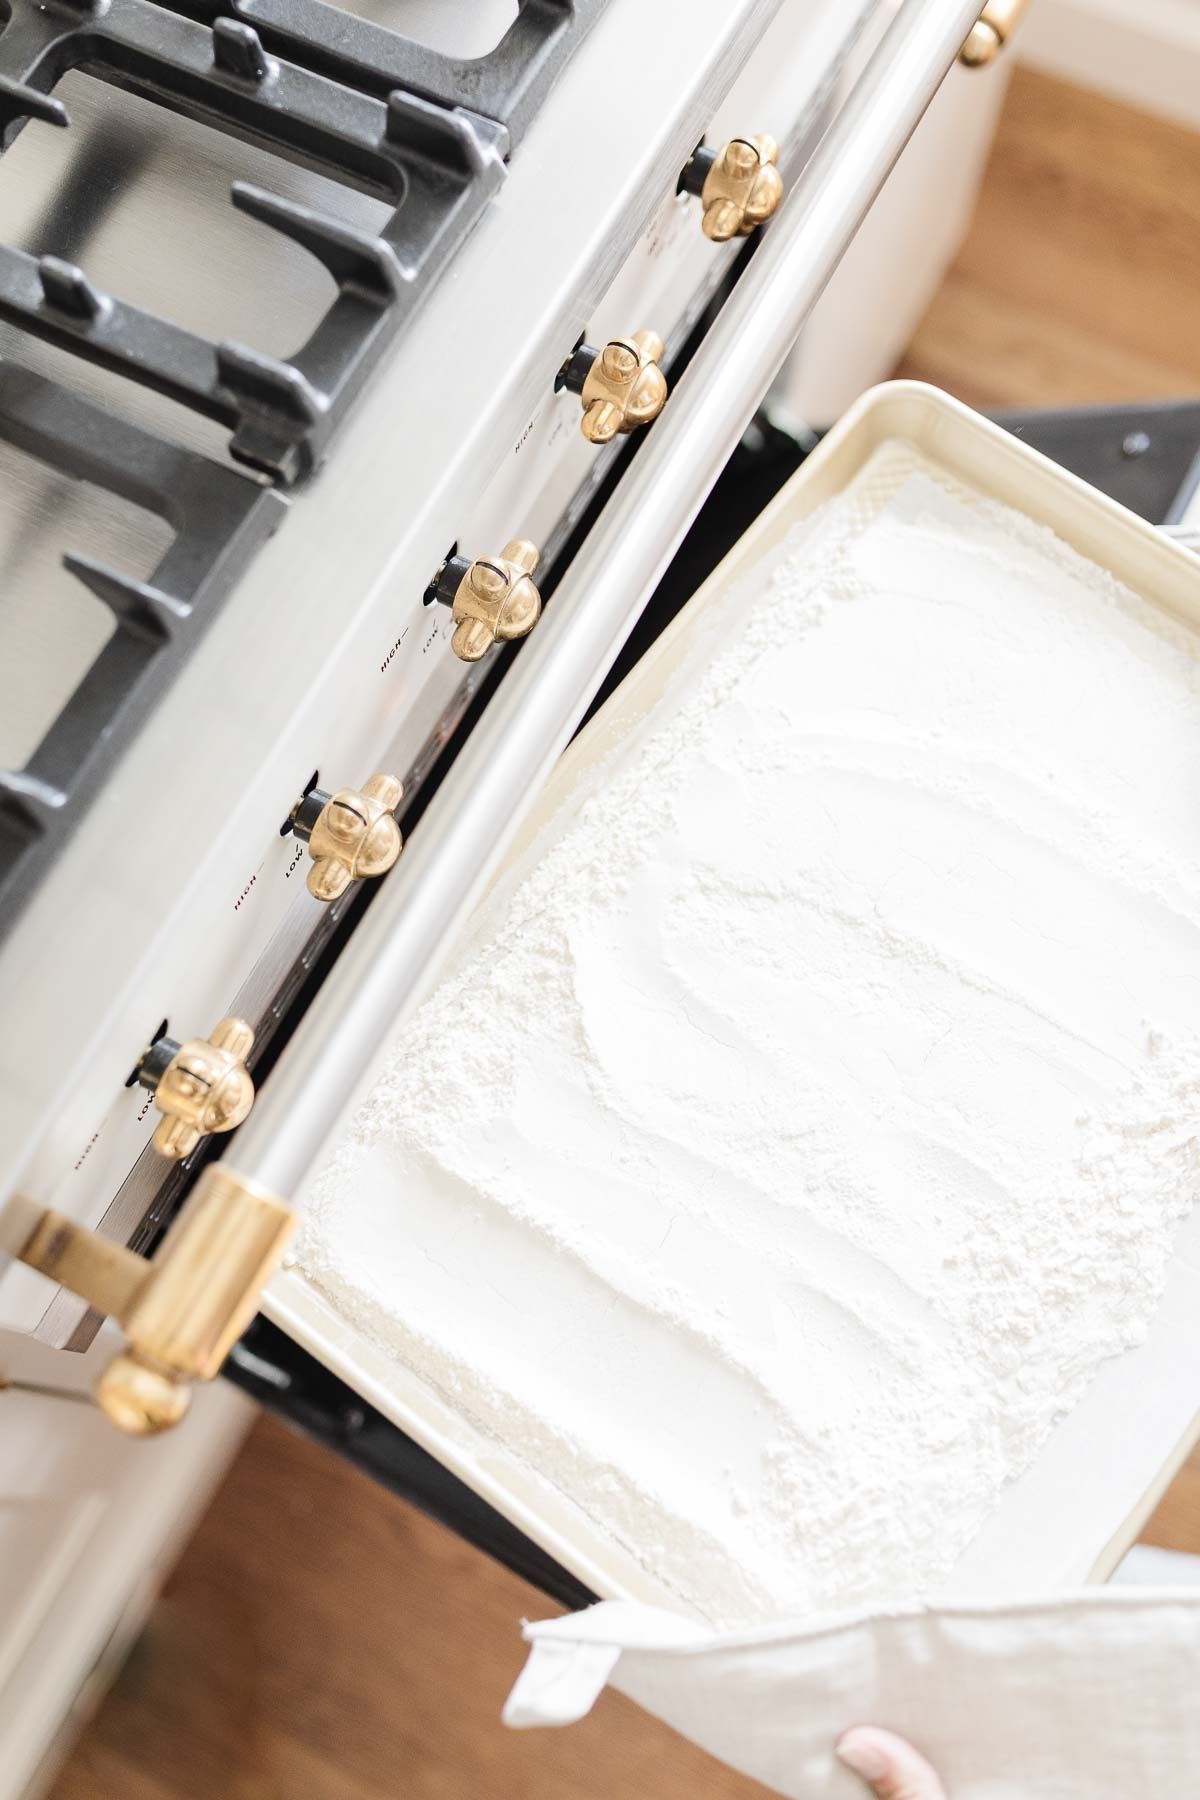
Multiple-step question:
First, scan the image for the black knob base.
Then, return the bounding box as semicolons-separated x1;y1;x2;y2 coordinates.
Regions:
556;340;598;395
677;142;717;198
289;787;330;844
427;552;473;610
136;1033;180;1091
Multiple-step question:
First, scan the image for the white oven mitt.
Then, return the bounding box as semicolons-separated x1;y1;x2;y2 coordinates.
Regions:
504;1590;1200;1797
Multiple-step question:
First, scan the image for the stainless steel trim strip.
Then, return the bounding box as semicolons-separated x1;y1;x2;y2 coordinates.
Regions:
233;0;985;1200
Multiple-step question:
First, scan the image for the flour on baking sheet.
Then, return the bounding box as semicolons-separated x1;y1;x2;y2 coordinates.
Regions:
294;448;1200;1628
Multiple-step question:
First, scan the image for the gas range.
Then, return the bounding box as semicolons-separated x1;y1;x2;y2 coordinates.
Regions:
1;0;925;1361
0;1;1021;1779
0;0;1022;1422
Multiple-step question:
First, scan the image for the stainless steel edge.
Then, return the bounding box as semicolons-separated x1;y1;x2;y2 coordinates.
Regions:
232;0;985;1201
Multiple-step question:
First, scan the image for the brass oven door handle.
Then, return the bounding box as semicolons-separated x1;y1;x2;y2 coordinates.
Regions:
165;0;992;1208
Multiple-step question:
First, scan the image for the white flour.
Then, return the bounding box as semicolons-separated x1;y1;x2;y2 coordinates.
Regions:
293;451;1200;1627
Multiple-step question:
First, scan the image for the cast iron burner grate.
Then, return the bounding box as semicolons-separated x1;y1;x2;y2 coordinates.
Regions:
0;0;607;943
0;362;285;918
0;0;513;485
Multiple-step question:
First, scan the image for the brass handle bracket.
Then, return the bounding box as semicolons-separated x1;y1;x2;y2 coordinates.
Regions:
960;0;1030;65
16;1164;296;1435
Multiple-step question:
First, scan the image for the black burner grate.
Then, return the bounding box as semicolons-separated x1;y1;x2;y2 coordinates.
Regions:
0;0;608;941
0;0;510;483
176;0;608;150
0;361;284;916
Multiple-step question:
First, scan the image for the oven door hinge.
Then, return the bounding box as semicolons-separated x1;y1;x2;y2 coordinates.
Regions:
15;1166;296;1437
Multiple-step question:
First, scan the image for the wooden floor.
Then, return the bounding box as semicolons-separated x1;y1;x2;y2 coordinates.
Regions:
896;67;1200;405
51;67;1200;1800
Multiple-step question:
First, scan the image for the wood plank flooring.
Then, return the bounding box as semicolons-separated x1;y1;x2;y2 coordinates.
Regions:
51;1414;775;1800
50;65;1200;1800
896;68;1200;406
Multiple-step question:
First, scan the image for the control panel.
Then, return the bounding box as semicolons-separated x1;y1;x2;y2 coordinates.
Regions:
0;0;876;1345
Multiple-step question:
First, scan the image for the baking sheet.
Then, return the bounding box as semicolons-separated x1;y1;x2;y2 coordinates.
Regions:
265;380;1200;1610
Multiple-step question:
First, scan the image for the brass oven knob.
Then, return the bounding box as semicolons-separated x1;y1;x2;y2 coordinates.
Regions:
430;540;542;662
558;332;668;444
288;773;404;901
960;0;1030;64
679;135;783;241
136;1018;255;1161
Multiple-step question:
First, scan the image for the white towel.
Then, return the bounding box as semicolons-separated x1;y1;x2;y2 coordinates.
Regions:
505;1589;1200;1797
